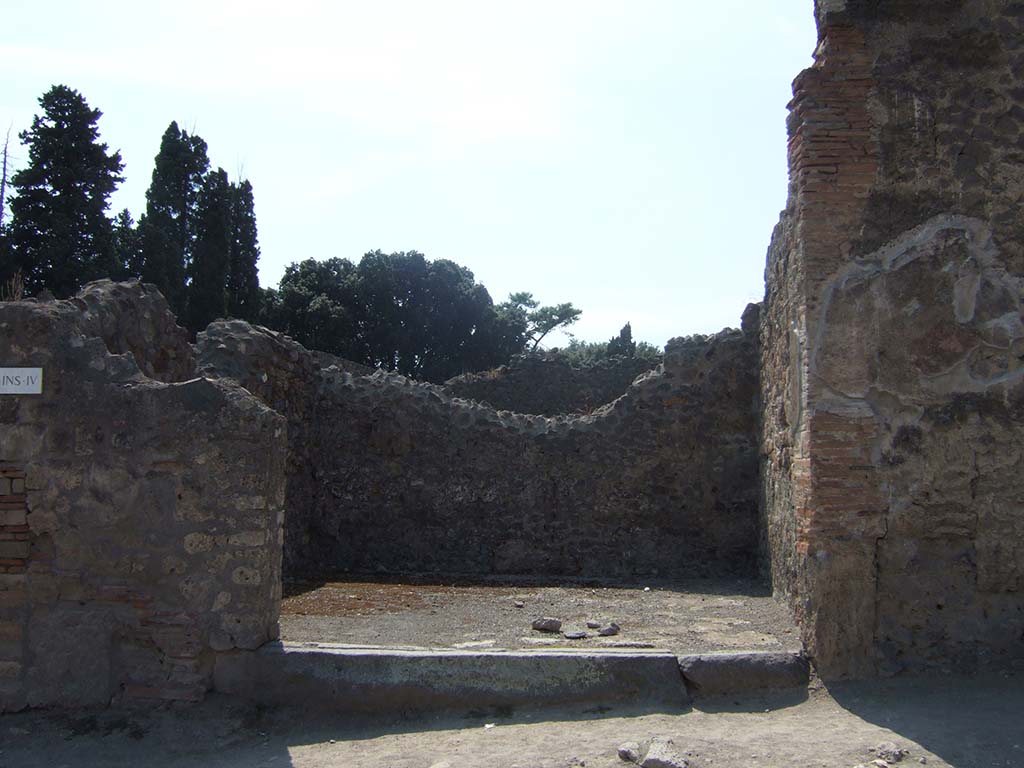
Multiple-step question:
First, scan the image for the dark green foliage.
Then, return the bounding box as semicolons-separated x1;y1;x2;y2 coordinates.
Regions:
186;168;232;333
111;208;141;279
4;90;264;321
8;85;123;297
268;257;360;357
0;130;11;289
497;292;581;352
226;179;260;322
606;322;637;358
561;324;662;366
138;121;262;332
0;228;10;291
353;250;514;381
264;251;577;383
139;121;209;314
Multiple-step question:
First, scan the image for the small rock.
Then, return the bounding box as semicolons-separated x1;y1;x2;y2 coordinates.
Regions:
641;737;689;768
587;620;601;629
599;623;621;637
643;587;651;592
532;617;563;632
484;723;496;729
618;742;642;763
918;759;927;765
564;631;589;640
873;742;909;763
513;600;525;608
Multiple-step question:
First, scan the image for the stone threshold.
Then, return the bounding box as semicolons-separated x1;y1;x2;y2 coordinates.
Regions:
213;641;809;716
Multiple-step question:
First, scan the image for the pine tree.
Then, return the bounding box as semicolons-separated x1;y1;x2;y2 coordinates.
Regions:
139;121;209;315
186;168;231;333
226;179;261;322
8;85;123;297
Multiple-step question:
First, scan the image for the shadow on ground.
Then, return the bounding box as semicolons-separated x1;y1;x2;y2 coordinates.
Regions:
827;671;1024;768
0;695;687;768
6;670;1022;767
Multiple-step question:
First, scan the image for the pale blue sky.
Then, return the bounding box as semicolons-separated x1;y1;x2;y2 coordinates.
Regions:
2;1;816;347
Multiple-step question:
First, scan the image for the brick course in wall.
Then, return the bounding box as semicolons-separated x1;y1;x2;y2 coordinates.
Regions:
0;467;28;696
0;469;29;574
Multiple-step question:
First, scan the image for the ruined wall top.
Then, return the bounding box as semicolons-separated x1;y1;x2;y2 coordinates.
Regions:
443;351;659;416
814;0;970;32
2;279;196;383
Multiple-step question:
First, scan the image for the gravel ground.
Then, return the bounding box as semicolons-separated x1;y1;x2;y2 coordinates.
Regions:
2;672;1022;767
279;577;803;655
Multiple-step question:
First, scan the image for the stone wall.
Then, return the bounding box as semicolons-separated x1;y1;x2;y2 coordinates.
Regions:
199;313;761;581
444;353;659;416
762;0;1024;677
196;321;323;578
0;282;286;711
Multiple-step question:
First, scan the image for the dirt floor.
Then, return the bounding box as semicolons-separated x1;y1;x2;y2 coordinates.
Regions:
279;578;803;655
2;671;1022;768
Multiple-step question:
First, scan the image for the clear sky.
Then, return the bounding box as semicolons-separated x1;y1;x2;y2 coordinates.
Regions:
1;1;817;347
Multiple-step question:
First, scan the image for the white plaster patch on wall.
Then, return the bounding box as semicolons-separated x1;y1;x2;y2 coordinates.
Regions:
810;214;1024;400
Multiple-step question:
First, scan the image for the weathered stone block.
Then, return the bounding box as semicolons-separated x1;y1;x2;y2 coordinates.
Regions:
0;509;27;527
0;542;28;560
679;651;810;697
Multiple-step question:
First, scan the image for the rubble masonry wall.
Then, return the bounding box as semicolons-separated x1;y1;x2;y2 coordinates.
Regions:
0;282;286;711
197;310;761;581
444;353;659;416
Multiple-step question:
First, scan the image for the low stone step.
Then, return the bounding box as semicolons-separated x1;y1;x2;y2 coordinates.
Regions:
214;641;689;714
677;650;810;697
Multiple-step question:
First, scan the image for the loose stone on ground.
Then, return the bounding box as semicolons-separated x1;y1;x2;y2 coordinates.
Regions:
532;617;563;633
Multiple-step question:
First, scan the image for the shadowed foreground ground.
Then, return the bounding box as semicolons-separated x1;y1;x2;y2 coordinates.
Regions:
1;671;1020;768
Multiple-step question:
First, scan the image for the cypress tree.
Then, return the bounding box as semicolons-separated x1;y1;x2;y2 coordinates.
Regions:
226;179;261;322
111;208;141;279
9;85;123;297
186;168;231;333
139;121;209;315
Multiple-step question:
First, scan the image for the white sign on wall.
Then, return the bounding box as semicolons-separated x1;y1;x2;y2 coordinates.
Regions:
0;368;43;394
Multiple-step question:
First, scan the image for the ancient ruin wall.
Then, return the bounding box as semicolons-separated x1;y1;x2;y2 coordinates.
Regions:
444;353;658;416
763;0;1024;677
196;321;324;578
199;314;761;581
0;282;286;711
